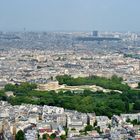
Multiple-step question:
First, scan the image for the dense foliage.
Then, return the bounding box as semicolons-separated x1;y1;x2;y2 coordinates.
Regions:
56;75;130;91
0;76;140;118
5;82;37;94
138;82;140;88
0;90;7;101
15;130;24;140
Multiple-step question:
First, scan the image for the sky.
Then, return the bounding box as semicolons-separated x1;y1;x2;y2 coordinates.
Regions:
0;0;140;32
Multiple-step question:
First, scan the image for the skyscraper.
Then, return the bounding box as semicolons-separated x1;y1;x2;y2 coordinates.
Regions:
92;31;98;37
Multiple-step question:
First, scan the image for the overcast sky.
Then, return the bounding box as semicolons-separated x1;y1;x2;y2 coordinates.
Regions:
0;0;140;32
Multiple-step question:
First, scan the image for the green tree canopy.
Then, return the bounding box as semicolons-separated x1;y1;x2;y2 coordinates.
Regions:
85;125;93;131
133;100;140;110
15;130;24;140
50;133;56;139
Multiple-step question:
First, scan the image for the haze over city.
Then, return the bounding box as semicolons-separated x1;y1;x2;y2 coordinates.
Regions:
1;1;140;140
0;0;140;32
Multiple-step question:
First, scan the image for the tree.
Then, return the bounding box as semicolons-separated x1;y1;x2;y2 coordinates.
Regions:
125;101;129;112
5;82;37;95
50;133;56;139
138;82;140;88
0;90;7;101
133;100;140;110
85;125;93;131
42;133;47;139
126;118;131;123
60;135;66;140
95;126;101;134
5;84;15;91
94;120;97;127
15;130;24;140
131;119;138;125
37;133;40;139
108;124;111;129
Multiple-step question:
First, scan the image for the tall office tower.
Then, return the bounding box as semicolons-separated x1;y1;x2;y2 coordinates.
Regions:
92;30;98;37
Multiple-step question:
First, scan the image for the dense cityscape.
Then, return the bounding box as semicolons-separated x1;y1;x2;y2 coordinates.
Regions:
0;31;140;140
0;31;140;88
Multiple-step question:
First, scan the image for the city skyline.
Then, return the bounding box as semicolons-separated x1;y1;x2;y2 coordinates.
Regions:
0;0;140;32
